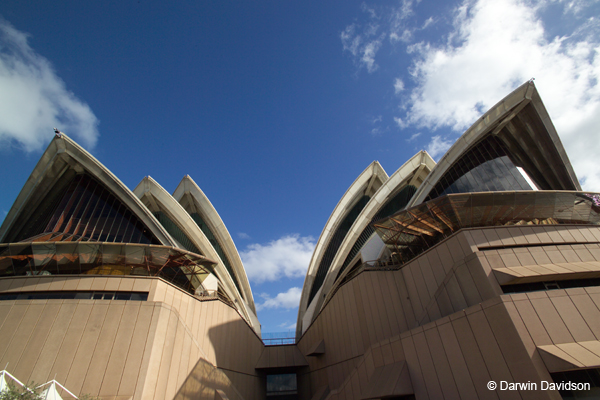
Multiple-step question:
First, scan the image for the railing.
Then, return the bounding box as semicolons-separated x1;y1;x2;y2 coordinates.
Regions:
262;331;295;345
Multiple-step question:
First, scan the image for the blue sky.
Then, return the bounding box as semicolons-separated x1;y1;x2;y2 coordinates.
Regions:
1;0;599;333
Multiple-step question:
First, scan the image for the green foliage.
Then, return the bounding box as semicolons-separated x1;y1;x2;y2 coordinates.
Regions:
0;383;42;400
77;395;99;400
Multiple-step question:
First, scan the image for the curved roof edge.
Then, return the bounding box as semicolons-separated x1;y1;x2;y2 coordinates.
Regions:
0;134;175;246
296;161;388;337
133;176;259;332
172;175;256;314
296;152;435;336
408;81;581;208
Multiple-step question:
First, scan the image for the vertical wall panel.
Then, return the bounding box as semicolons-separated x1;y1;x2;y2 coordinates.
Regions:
50;302;94;385
118;303;155;397
436;321;478;399
100;302;141;396
465;309;519;400
165;318;185;400
550;294;595;342
13;302;61;381
2;303;45;371
401;334;429;400
529;296;574;344
0;304;29;361
451;315;499;400
80;303;125;396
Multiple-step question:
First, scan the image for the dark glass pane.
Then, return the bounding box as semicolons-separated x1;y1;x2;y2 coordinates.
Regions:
266;374;297;395
308;195;371;305
27;173;161;244
130;292;148;301
153;211;200;254
425;135;540;202
10;244;33;275
0;245;15;276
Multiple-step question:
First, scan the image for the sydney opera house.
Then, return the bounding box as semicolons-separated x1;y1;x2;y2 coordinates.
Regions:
1;81;600;400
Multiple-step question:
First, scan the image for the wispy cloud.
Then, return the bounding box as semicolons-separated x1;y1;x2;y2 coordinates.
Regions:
0;19;99;152
240;234;315;283
341;23;386;73
406;132;421;142
394;78;405;94
426;135;452;159
256;287;302;311
237;232;251;240
278;321;297;330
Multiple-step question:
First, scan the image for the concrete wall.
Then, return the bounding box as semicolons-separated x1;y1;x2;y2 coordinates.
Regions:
297;225;600;400
0;275;264;400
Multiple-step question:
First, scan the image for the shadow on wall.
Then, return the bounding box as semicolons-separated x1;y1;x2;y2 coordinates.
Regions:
174;313;266;399
173;357;245;400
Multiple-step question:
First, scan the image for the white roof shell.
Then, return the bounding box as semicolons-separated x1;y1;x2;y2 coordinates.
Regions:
133;176;259;333
296;153;435;336
296;161;388;336
173;176;256;314
407;81;581;208
0;134;174;246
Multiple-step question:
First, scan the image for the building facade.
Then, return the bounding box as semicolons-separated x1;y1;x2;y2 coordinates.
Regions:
1;81;600;400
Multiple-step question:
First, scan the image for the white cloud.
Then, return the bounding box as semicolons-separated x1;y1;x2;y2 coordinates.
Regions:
0;19;99;152
256;287;302;311
406;132;421;142
237;232;251;240
398;0;600;190
240;234;315;283
278;321;297;330
426;135;452;159
394;78;405;94
341;23;385;73
394;116;408;128
422;16;435;29
340;2;420;73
